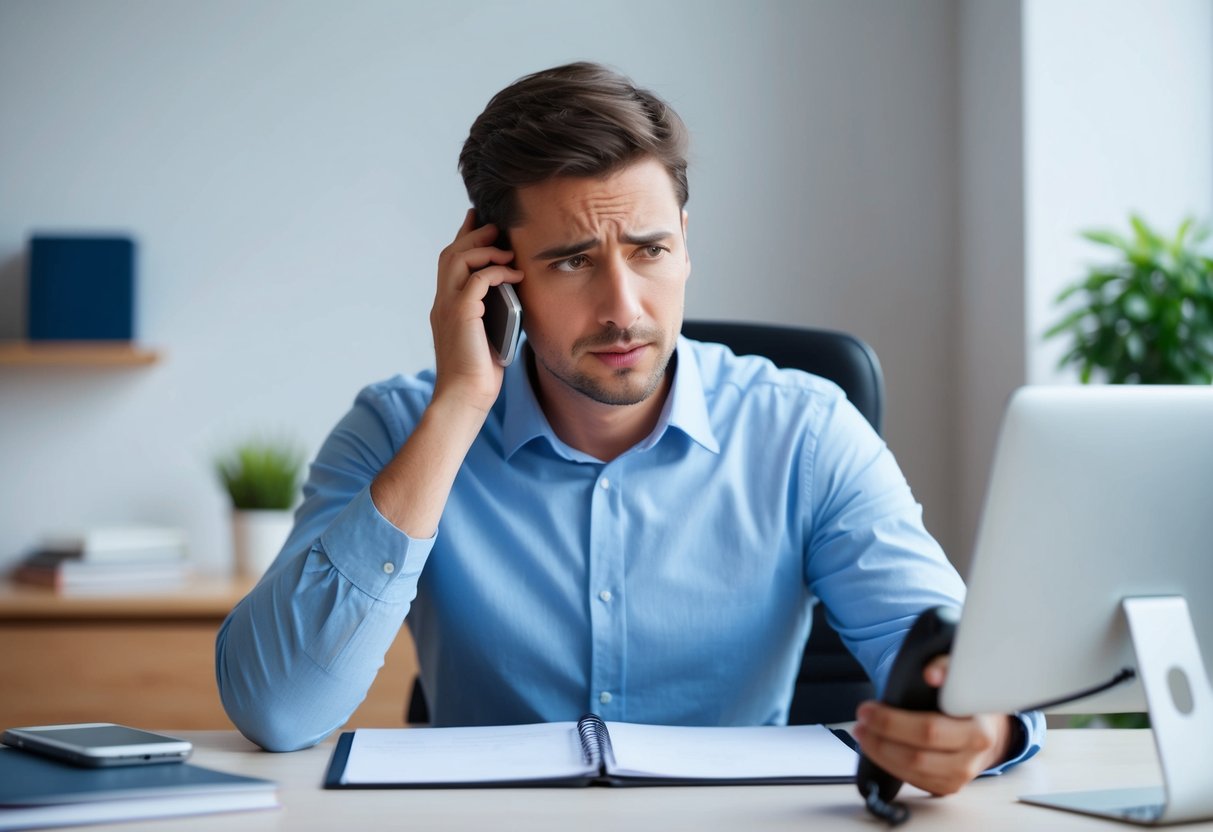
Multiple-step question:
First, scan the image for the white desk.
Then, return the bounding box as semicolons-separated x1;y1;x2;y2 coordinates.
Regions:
60;729;1210;832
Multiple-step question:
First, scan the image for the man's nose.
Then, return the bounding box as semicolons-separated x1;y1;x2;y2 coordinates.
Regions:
596;258;643;332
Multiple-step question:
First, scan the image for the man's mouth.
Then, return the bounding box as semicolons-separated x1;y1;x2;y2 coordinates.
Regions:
590;343;648;369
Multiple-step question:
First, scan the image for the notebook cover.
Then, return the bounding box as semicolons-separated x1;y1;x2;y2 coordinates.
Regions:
0;748;274;806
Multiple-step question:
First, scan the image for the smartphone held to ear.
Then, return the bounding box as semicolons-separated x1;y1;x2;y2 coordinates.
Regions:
472;210;522;367
483;282;522;367
1;723;193;767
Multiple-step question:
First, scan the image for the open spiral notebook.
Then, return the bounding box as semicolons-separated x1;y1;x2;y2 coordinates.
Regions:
324;715;858;788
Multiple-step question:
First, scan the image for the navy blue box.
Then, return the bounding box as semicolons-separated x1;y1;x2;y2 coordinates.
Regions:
28;236;135;341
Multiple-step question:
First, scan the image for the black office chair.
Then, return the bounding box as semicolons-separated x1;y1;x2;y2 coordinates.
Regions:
406;320;883;725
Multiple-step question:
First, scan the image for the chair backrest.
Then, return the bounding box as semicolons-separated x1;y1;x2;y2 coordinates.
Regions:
681;320;881;724
407;321;883;726
680;320;883;435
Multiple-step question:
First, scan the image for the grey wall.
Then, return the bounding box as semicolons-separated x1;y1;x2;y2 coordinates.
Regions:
955;0;1025;573
7;0;1211;587
5;1;1211;583
0;0;964;574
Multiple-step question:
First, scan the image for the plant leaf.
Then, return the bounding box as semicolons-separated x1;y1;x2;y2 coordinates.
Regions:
1130;214;1160;248
1080;229;1133;251
215;438;306;510
1174;217;1193;249
1049;214;1213;384
1043;308;1088;339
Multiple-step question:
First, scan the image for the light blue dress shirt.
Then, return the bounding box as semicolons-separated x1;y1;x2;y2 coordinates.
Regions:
216;336;1043;767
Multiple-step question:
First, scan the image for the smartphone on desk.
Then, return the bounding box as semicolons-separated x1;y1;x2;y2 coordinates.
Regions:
1;723;193;767
475;211;523;367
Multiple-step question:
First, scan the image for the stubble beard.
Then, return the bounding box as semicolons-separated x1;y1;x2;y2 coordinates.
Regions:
537;326;675;407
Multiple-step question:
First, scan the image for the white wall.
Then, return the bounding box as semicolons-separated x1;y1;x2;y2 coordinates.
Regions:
1024;0;1213;384
0;0;963;573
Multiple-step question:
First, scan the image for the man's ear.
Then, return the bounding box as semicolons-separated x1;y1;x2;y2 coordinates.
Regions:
681;209;690;267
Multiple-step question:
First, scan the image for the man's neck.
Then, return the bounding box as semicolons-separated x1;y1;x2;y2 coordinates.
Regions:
528;350;674;462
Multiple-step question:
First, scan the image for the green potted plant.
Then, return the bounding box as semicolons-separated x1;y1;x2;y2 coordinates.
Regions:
1045;215;1213;384
215;438;305;578
1044;214;1213;730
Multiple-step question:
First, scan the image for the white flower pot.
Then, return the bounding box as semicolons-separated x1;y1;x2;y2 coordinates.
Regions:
231;509;293;578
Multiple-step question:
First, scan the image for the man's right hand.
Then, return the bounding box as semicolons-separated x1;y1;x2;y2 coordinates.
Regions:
430;210;524;415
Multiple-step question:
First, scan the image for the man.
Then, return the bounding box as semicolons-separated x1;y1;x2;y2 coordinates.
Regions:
216;62;1041;796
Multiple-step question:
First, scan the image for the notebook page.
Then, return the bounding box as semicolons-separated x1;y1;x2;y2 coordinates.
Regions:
603;722;856;780
341;722;593;785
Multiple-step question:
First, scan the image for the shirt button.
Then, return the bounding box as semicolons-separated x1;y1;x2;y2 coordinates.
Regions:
599;691;613;704
599;477;610;490
599;590;612;603
383;562;395;574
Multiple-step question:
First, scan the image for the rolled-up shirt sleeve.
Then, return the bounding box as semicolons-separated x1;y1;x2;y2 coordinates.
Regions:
215;379;435;751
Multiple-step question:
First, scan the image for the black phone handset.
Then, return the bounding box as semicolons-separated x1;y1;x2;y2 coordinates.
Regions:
856;605;959;826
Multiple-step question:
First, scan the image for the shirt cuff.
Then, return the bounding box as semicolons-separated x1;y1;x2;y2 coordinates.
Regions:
982;711;1045;776
318;486;436;601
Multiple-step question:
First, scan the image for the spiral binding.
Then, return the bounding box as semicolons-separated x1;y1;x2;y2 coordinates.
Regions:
576;714;613;771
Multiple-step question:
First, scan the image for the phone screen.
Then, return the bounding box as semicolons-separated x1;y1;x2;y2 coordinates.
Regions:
2;723;193;766
19;725;176;746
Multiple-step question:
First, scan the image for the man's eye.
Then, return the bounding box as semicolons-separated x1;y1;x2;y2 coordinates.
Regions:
553;254;590;272
642;245;667;258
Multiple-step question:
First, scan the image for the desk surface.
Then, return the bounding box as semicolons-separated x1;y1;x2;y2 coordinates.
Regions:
62;729;1209;832
0;577;253;619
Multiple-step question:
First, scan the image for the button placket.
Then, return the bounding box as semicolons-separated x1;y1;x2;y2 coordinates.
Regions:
587;463;625;718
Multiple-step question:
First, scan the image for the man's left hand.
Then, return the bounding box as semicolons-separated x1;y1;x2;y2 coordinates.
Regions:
852;655;1015;796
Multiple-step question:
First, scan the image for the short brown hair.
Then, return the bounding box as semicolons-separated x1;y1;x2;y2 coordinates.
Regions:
459;62;689;233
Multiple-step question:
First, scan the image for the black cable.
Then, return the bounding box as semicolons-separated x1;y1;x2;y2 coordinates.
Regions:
864;782;909;826
1019;668;1137;713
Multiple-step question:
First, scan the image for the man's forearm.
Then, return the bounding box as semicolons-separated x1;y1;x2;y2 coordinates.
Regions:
370;394;488;538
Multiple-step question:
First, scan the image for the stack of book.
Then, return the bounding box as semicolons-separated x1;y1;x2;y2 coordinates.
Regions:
0;748;278;829
10;526;190;595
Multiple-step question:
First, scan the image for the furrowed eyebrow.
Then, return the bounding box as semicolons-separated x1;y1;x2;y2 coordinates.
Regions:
533;239;597;261
622;230;675;247
532;230;674;261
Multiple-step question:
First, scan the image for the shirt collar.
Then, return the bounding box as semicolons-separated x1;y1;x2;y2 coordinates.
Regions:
654;336;720;454
500;335;720;461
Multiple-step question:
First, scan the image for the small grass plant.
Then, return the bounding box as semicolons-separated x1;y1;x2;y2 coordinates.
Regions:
215;438;305;510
